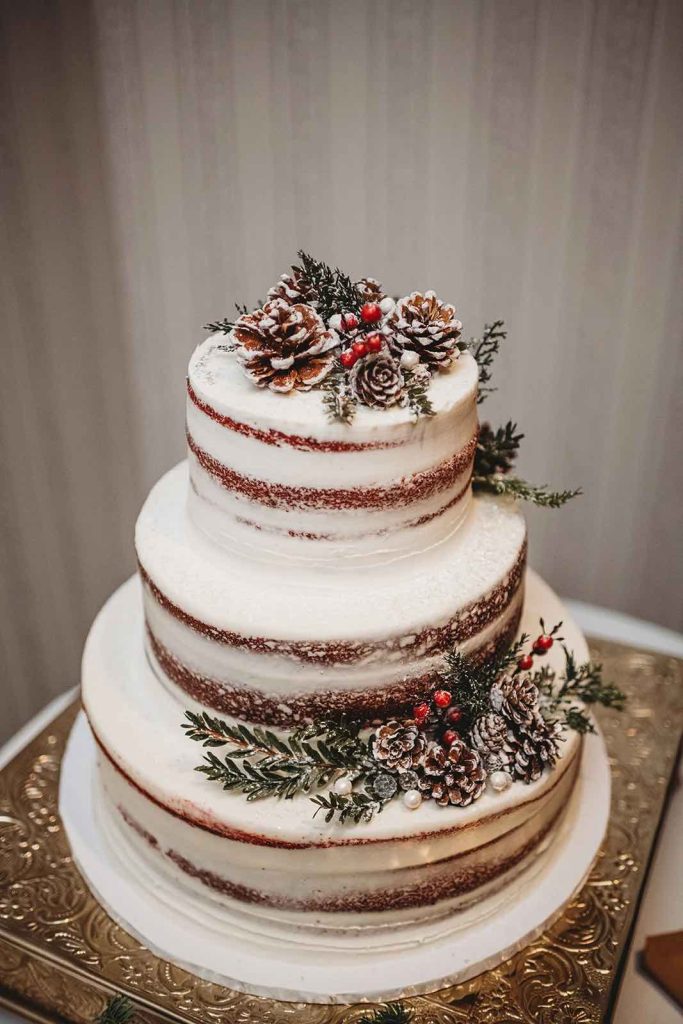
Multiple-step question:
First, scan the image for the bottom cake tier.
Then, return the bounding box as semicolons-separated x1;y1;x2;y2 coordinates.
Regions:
80;570;587;937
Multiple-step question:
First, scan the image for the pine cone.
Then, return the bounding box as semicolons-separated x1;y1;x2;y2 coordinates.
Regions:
510;715;562;783
490;675;540;727
389;291;463;370
470;712;508;754
418;739;487;807
349;352;404;409
371;720;425;773
356;277;385;303
232;299;339;393
266;265;318;307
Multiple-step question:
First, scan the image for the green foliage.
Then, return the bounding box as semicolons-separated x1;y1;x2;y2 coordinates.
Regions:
357;1002;413;1024
183;711;370;805
537;647;626;733
473;420;581;509
468;319;507;403
322;361;358;424
402;367;435;420
311;790;383;825
296;249;362;321
474;473;582;508
443;634;529;729
96;996;134;1024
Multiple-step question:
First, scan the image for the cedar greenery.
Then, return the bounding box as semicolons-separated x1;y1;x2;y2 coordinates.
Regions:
537;646;626;734
442;633;530;730
473;422;582;508
358;1003;413;1024
296;249;363;321
95;996;134;1024
322;360;358;424
311;790;384;825
402;367;435;420
469;319;507;404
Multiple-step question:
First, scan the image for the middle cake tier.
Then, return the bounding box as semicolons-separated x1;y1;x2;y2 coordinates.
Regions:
137;463;527;726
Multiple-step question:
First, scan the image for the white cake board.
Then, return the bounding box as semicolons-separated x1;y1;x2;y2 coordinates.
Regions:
59;711;610;1004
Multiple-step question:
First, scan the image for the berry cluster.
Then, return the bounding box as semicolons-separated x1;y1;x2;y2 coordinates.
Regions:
515;620;563;672
338;303;386;369
412;688;464;748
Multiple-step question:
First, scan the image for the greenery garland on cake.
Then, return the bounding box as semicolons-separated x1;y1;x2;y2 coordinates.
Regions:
182;621;624;826
206;251;579;508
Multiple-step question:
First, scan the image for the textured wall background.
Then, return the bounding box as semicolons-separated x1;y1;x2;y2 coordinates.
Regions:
1;0;682;744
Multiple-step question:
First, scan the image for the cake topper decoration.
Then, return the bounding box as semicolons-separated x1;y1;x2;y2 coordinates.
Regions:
182;622;624;826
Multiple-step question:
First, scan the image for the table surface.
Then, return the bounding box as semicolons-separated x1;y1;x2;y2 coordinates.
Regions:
1;600;681;1024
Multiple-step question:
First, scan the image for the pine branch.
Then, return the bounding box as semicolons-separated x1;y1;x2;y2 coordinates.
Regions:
469;319;507;404
321;361;357;423
184;711;369;803
296;250;362;321
473;473;582;508
475;421;523;477
443;635;529;730
402;368;435;420
205;303;250;335
357;1003;413;1024
96;996;134;1024
311;790;384;825
535;645;625;733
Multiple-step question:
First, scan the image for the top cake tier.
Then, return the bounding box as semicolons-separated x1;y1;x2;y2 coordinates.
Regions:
187;336;480;566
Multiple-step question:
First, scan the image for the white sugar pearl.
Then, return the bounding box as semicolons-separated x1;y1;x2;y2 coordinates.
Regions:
379;296;396;315
488;770;512;793
328;313;343;330
400;350;419;369
403;789;422;810
333;776;353;796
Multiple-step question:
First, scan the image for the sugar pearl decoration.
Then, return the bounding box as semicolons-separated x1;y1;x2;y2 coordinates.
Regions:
333;776;353;796
400;350;419;369
488;770;512;793
379;296;396;315
403;789;422;810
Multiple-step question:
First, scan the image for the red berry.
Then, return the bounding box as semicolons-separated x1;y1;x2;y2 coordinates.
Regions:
365;332;383;352
447;706;463;724
535;634;554;651
413;702;430;722
442;729;459;746
342;313;359;330
352;340;368;357
518;654;534;671
360;301;382;324
340;349;357;369
433;689;452;708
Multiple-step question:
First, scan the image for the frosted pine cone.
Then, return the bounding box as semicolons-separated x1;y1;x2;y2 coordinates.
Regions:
490;675;540;727
356;277;385;303
470;712;508;754
418;740;487;807
510;716;562;783
266;265;318;307
349;352;404;409
389;291;463;370
232;299;338;393
371;720;425;773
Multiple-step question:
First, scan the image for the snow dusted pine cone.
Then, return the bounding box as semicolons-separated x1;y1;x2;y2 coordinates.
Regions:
470;712;509;754
356;277;385;303
371;720;426;773
418;739;487;807
232;299;339;393
349;351;404;409
266;265;318;307
389;290;463;370
491;675;540;727
510;717;562;783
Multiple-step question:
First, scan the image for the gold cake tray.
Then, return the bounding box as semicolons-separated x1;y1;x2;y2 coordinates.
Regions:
1;638;682;1024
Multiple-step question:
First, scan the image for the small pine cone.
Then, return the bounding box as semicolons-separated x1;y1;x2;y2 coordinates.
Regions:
418;740;487;807
232;299;339;393
389;291;463;370
510;715;562;783
356;277;385;303
470;713;508;754
491;675;540;727
371;720;425;773
349;351;404;409
266;265;318;307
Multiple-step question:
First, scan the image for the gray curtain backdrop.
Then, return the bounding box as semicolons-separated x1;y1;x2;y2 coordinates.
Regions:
1;0;682;745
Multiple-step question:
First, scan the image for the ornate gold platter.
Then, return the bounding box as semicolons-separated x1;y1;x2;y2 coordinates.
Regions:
1;638;682;1023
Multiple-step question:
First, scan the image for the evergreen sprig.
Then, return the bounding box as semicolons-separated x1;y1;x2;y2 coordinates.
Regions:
469;319;507;404
473;420;581;509
537;647;626;733
442;634;529;730
322;360;358;424
358;1003;413;1024
183;711;369;803
96;996;135;1024
311;790;382;825
402;368;435;420
205;303;250;335
296;249;362;321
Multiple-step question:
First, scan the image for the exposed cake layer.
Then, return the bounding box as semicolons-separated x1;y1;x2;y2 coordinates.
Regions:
136;463;527;725
187;338;479;564
81;571;585;931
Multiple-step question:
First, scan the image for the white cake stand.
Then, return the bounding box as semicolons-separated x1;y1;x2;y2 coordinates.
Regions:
60;706;610;1004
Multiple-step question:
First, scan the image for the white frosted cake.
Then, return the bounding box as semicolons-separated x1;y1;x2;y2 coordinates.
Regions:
79;257;618;973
